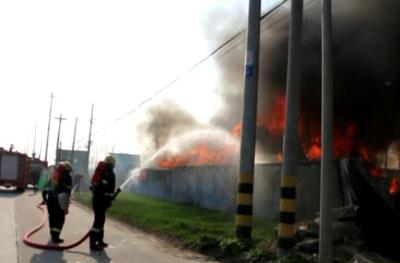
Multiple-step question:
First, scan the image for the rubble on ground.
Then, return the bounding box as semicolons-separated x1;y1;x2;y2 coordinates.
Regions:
291;205;397;263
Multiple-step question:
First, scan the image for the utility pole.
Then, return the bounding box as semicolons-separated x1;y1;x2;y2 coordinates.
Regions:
319;0;334;262
38;139;43;160
44;92;55;163
58;141;63;162
234;0;261;240
277;0;303;257
55;114;67;163
32;122;37;158
398;142;400;169
87;104;94;176
71;117;78;164
26;136;30;155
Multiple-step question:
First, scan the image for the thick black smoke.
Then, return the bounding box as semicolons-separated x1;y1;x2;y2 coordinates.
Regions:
210;0;400;159
137;0;400;162
136;99;204;157
301;0;400;153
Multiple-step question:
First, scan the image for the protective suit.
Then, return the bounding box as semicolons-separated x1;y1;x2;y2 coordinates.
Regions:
90;155;116;251
46;161;72;243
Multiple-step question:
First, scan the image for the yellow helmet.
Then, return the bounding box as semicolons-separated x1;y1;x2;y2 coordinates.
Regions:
104;155;116;168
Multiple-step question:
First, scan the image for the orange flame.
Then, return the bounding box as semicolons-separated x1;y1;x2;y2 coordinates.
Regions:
370;167;384;177
232;123;243;137
359;147;371;161
233;95;286;138
258;96;286;136
305;135;322;160
389;177;399;196
159;155;189;169
230;94;380;170
158;144;238;169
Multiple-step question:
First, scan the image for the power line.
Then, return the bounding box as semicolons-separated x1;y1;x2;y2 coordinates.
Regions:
76;31;245;145
76;0;290;145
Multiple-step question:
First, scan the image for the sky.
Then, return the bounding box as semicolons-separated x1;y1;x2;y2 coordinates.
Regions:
0;0;281;165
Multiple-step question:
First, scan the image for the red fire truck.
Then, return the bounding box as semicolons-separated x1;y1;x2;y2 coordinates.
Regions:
0;149;29;192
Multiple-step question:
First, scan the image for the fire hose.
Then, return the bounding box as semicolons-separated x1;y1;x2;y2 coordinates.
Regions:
23;187;121;251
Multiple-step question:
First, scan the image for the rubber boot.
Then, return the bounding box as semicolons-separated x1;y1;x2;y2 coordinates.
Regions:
51;231;64;243
90;231;103;251
98;230;108;248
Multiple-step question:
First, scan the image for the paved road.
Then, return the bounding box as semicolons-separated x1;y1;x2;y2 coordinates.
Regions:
0;190;18;263
0;189;218;263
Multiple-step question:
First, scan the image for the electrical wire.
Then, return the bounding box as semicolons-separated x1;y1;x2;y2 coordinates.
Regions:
75;0;291;145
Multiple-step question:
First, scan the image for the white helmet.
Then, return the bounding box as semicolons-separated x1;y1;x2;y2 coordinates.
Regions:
104;155;116;168
60;161;72;172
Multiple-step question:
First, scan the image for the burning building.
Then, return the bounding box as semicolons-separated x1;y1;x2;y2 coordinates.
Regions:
131;0;400;260
137;0;400;167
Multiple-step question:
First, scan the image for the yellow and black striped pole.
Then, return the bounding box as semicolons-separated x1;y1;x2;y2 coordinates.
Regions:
235;171;254;238
278;175;297;252
277;0;303;256
235;0;261;240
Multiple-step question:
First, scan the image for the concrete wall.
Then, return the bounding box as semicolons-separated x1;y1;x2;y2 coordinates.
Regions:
130;166;237;212
253;162;343;220
129;162;344;220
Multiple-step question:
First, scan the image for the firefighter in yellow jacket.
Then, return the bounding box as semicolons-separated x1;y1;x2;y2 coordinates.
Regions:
90;155;116;251
46;161;72;243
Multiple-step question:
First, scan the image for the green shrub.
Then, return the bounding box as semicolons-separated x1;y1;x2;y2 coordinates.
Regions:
189;234;221;252
278;254;309;263
245;248;274;263
219;237;248;254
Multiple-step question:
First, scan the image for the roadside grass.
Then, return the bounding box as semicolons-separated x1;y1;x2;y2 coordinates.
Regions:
74;192;276;245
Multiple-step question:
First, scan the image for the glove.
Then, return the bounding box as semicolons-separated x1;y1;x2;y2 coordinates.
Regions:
112;188;121;201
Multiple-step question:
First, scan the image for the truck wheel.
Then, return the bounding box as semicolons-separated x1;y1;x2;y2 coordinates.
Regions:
16;187;25;193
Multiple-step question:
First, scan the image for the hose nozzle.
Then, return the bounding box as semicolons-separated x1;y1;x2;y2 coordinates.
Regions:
113;187;122;200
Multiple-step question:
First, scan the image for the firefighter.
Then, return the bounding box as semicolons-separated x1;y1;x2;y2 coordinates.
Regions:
90;155;116;251
46;161;72;243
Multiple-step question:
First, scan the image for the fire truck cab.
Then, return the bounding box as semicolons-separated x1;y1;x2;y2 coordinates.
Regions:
0;149;29;192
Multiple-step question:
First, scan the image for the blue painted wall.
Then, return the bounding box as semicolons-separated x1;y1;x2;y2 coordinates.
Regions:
129;162;343;220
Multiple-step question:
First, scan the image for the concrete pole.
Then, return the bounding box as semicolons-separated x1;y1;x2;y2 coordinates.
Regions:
398;142;400;169
54;114;66;163
58;141;62;162
44;92;55;162
277;0;303;257
235;0;261;240
26;136;30;155
38;139;43;159
87;104;94;176
71;117;78;164
319;0;334;262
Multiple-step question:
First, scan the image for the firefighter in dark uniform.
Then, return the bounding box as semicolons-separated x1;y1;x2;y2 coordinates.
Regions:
46;161;72;243
90;155;116;251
